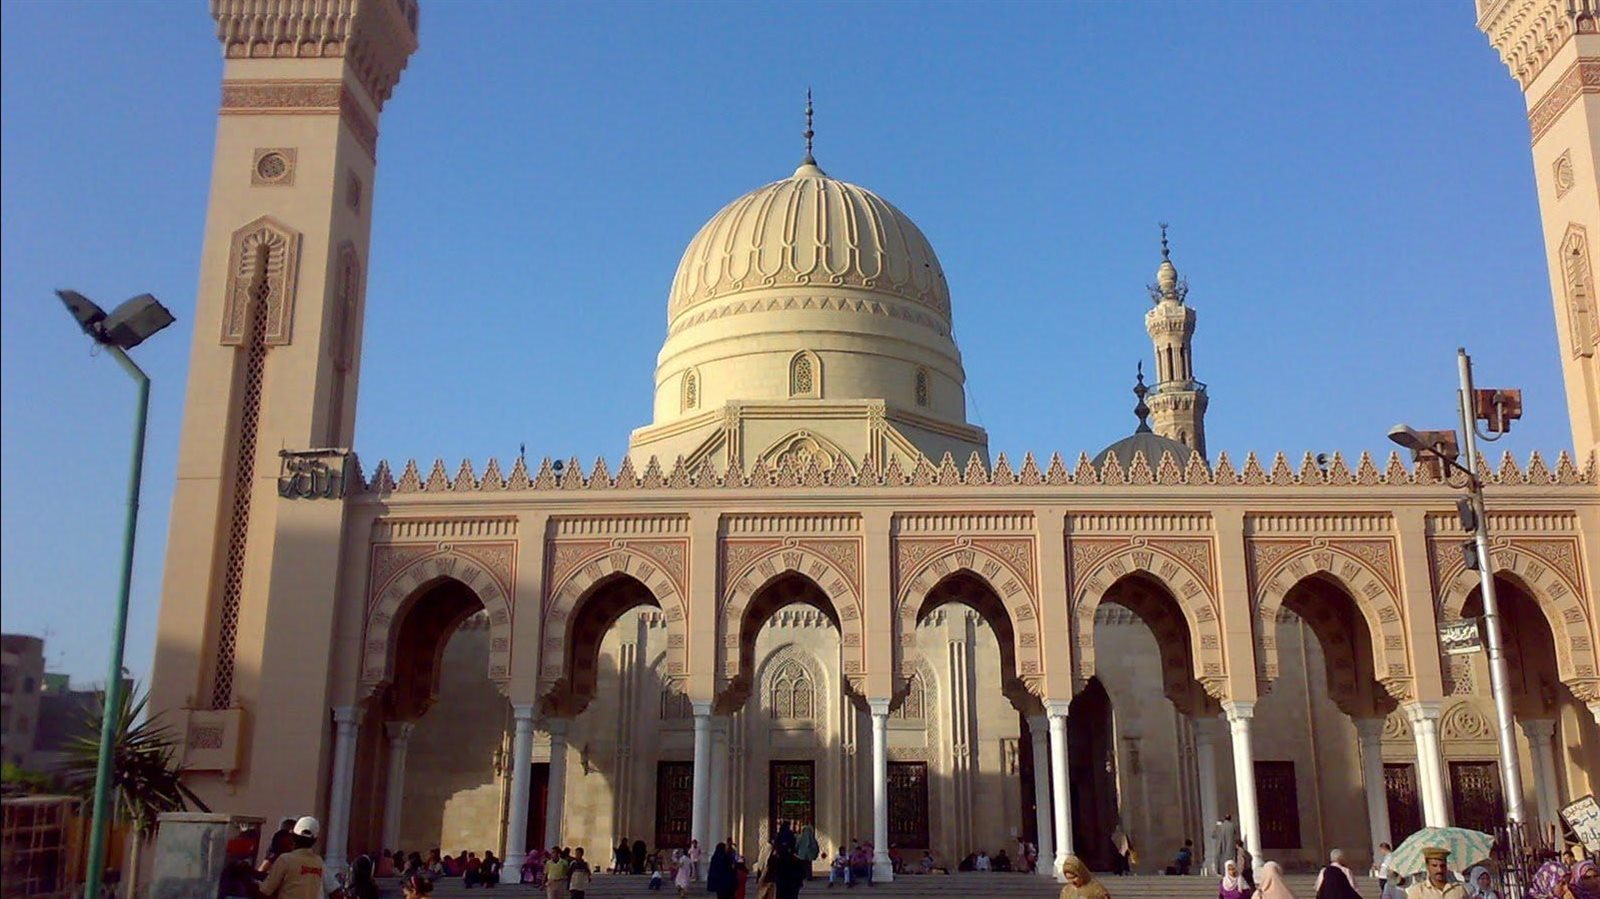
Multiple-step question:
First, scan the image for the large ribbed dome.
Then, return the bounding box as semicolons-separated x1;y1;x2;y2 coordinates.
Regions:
667;162;951;325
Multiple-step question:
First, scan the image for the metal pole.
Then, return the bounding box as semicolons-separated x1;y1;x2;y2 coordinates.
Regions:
84;346;151;899
1456;347;1527;826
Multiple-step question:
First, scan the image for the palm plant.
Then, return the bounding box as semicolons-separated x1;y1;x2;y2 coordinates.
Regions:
63;686;209;837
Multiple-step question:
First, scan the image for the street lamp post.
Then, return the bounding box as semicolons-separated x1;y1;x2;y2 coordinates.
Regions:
55;290;176;899
1388;347;1526;828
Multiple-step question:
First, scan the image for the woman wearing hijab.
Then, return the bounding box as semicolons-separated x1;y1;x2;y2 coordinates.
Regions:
1463;865;1500;899
1059;855;1111;899
1314;855;1362;899
1219;860;1248;899
1528;860;1571;899
1255;861;1298;899
707;844;736;899
795;826;819;880
1572;858;1600;899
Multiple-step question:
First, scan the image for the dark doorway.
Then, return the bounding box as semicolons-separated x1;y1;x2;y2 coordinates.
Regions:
888;762;930;850
656;762;694;849
769;761;816;836
1067;677;1117;871
1018;712;1039;845
1253;761;1302;849
1384;763;1423;846
1449;760;1505;834
525;762;550;852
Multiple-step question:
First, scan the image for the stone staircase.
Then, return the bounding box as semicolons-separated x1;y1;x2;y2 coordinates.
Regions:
428;871;1336;899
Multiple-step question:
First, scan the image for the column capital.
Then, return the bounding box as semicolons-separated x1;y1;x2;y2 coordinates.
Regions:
1519;718;1557;741
1403;700;1443;723
545;716;570;738
1044;699;1072;718
1353;717;1386;742
867;697;891;717
385;720;415;743
691;699;713;719
1221;700;1255;722
512;702;537;721
332;705;362;727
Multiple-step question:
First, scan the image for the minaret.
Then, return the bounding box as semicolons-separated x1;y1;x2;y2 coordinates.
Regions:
148;0;417;824
1478;0;1600;461
1144;225;1208;457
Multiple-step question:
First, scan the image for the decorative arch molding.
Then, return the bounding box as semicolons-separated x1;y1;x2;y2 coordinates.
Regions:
681;367;700;412
721;539;865;695
1248;537;1412;702
1561;223;1597;358
755;429;857;475
541;541;690;686
756;643;829;725
222;215;301;346
893;536;1043;699
1069;536;1225;697
361;542;517;698
1435;536;1597;700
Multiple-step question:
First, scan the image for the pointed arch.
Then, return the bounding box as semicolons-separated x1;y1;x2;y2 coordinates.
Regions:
361;544;516;701
789;350;821;398
681;366;700;412
541;546;689;712
894;538;1044;699
1252;539;1411;702
1438;539;1597;700
1071;538;1224;699
721;544;864;702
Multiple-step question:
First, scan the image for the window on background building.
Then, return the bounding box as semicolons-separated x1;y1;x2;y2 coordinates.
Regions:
767;659;815;721
790;352;819;398
914;368;929;407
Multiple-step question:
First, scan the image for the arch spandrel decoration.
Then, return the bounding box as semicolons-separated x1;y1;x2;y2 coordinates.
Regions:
540;540;690;692
893;536;1044;699
222;215;301;346
720;538;865;694
361;541;518;698
1248;537;1412;703
1435;535;1597;700
1069;536;1225;698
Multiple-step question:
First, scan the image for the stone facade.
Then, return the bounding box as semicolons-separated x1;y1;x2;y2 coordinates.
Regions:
145;0;1600;886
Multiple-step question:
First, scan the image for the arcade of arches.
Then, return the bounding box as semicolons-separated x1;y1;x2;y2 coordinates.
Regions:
316;524;1600;883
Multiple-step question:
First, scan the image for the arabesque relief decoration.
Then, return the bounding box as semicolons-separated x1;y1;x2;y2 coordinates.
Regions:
221;216;301;346
361;539;517;697
1248;536;1412;703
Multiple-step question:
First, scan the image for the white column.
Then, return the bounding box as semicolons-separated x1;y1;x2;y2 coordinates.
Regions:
1405;701;1449;827
1222;701;1264;873
691;700;712;862
325;705;362;874
1520;719;1561;829
1027;715;1054;878
1194;717;1222;877
1046;700;1073;880
381;721;414;851
709;716;728;844
869;698;893;882
1354;718;1392;858
544;718;569;845
503;704;537;879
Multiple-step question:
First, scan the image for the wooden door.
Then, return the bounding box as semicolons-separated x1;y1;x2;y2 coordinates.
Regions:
1449;760;1505;834
656;761;694;849
526;763;549;852
887;762;930;850
1253;761;1302;849
769;760;816;835
1384;763;1423;846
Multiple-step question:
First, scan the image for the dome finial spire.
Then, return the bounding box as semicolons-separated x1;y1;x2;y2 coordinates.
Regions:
1133;361;1152;433
1159;221;1170;262
802;87;816;165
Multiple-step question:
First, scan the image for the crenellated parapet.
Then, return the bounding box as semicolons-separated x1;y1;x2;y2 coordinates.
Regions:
349;448;1599;495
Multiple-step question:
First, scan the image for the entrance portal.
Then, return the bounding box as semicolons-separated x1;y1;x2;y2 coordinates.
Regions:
888;762;930;850
1068;678;1118;871
769;760;816;834
656;762;693;849
524;763;549;852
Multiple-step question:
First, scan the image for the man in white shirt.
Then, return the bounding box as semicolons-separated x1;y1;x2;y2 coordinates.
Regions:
1373;843;1393;894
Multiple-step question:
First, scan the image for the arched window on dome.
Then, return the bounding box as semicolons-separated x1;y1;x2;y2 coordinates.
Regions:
681;367;700;412
789;351;821;399
914;368;930;408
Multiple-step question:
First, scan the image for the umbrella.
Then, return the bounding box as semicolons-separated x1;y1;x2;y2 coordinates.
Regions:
1387;827;1497;876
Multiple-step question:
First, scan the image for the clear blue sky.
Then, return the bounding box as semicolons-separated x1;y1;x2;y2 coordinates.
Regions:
0;1;1567;685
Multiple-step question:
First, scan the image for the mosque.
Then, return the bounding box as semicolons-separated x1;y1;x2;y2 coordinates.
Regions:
148;0;1600;880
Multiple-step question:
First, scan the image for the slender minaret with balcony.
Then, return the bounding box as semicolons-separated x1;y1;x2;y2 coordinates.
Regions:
1144;225;1208;457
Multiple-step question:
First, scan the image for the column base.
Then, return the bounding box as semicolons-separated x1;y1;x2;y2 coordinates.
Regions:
872;856;894;883
502;853;526;884
1052;851;1070;883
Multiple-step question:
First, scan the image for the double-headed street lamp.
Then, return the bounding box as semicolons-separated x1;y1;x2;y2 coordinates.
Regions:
55;289;176;899
1388;347;1525;829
